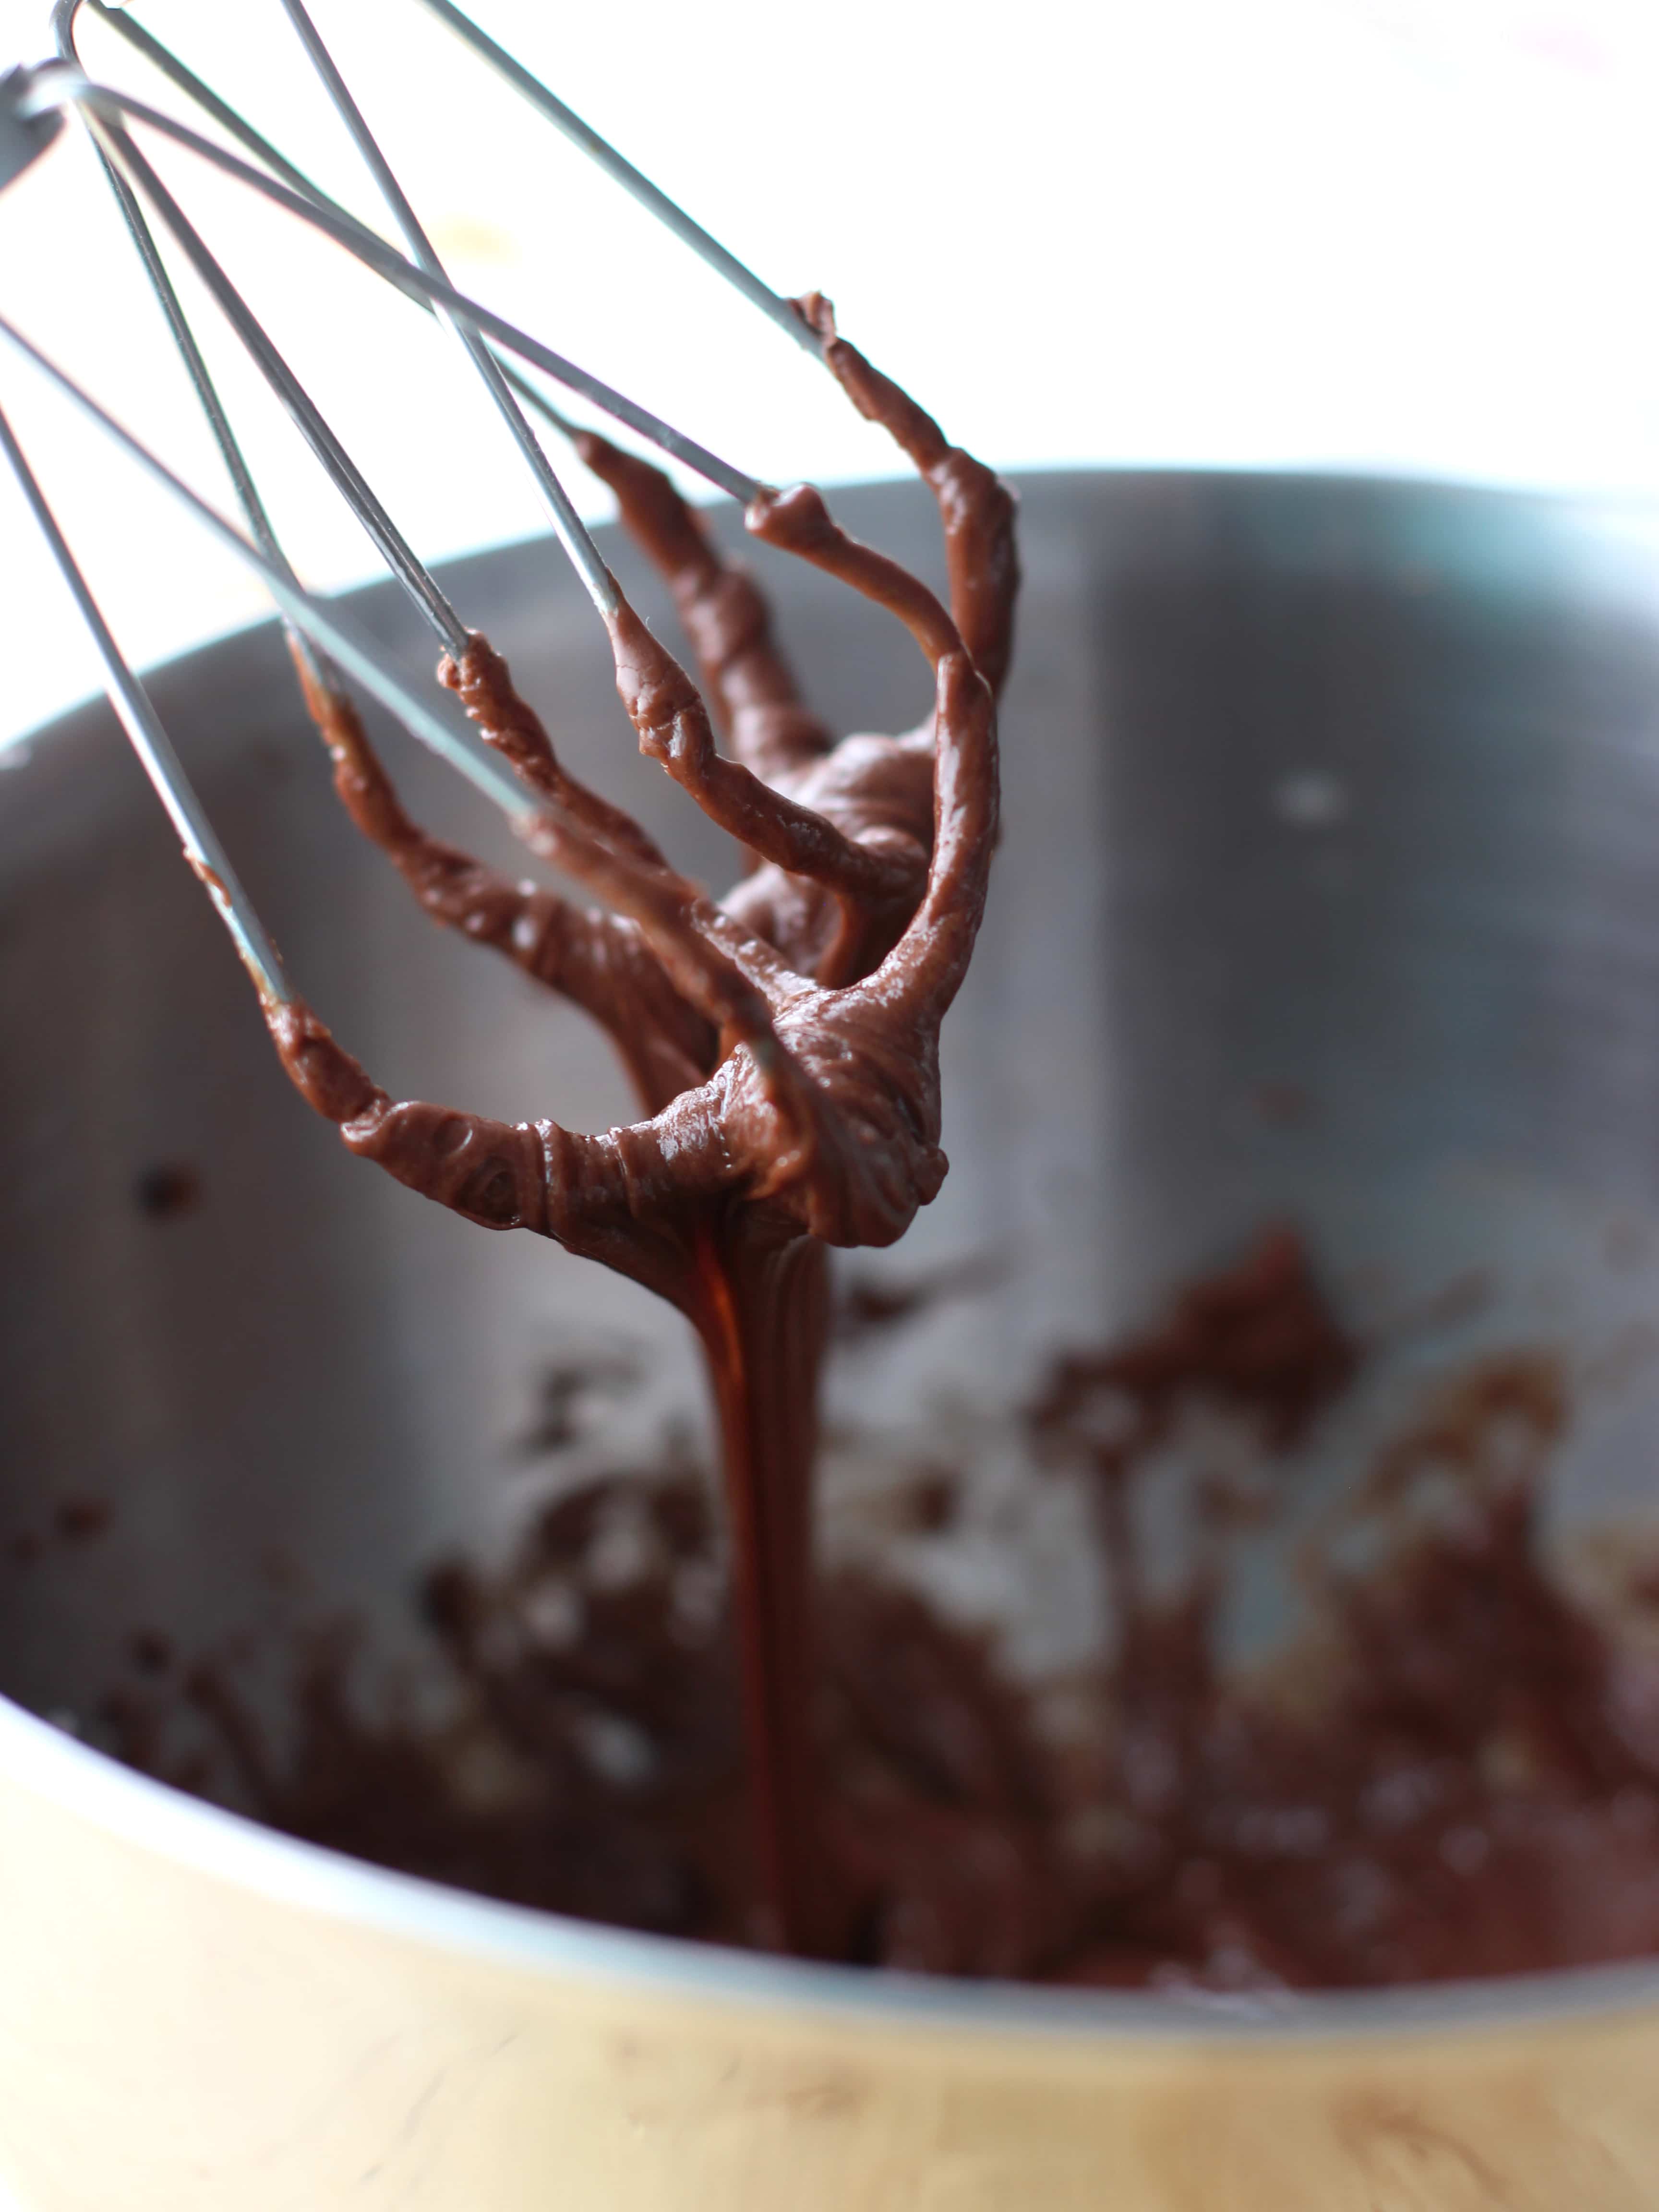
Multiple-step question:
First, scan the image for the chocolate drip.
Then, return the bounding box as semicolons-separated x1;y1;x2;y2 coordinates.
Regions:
270;300;1015;1952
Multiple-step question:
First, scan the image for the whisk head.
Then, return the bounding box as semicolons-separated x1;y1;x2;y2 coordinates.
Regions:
0;0;1010;1197
0;0;1017;1960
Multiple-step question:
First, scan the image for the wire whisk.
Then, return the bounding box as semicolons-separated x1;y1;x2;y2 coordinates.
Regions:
0;0;1017;1955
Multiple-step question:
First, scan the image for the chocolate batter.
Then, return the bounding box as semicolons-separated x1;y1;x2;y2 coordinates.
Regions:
271;295;1016;1953
91;1228;1659;1987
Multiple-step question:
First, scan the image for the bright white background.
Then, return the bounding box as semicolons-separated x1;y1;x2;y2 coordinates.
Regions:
2;0;1659;748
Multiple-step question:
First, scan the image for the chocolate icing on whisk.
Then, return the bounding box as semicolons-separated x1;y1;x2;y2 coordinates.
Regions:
0;11;1016;1951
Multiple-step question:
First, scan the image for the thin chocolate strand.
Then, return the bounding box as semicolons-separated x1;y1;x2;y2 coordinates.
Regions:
603;596;922;907
295;656;712;1111
796;292;1019;698
572;427;834;778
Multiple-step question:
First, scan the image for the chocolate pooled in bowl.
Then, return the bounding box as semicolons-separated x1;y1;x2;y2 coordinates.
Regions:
87;1228;1659;1989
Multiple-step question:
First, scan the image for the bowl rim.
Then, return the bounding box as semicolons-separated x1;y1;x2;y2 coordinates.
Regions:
8;1684;1659;2046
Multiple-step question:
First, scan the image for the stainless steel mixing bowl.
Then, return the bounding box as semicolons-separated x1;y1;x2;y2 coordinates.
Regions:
5;469;1659;2210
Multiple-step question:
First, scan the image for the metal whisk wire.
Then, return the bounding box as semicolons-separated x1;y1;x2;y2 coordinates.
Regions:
0;0;825;1007
0;312;553;843
52;0;583;682
83;92;476;656
409;0;822;359
17;71;772;499
272;0;619;620
0;395;292;1004
53;2;685;464
40;0;823;624
73;0;822;361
